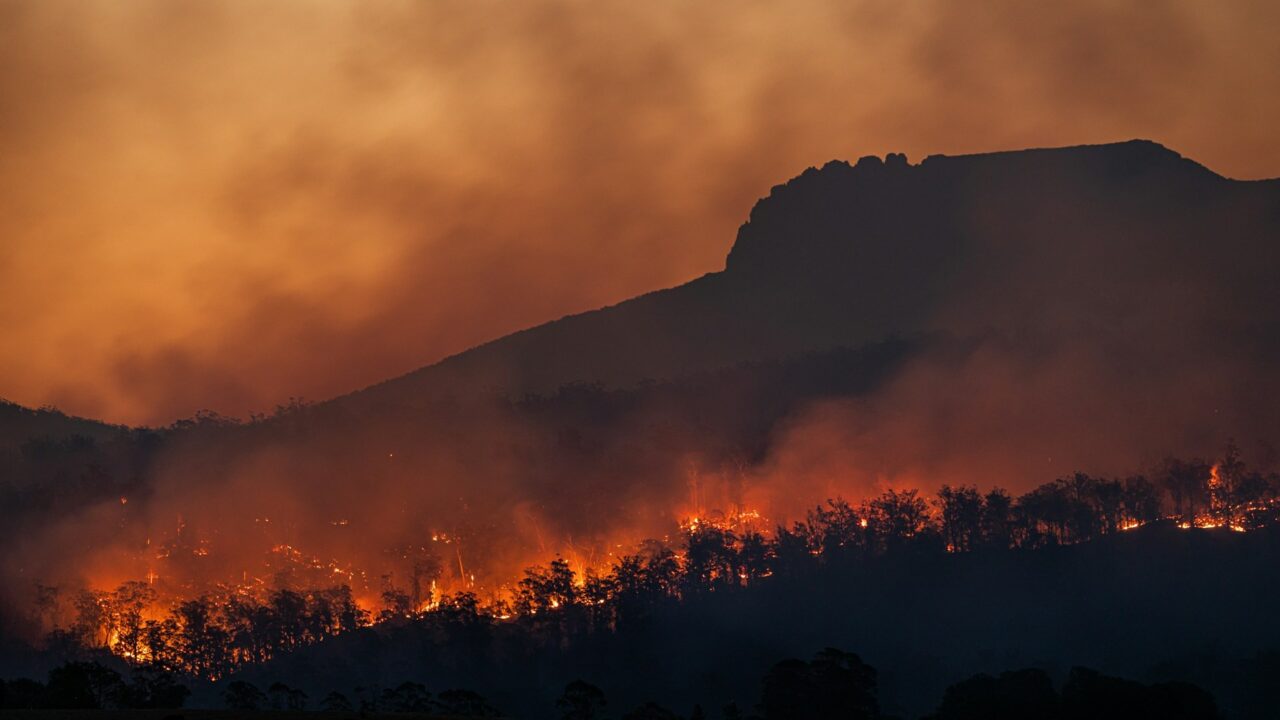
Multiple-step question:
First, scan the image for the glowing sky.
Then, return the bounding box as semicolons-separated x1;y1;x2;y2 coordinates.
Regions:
2;0;1278;425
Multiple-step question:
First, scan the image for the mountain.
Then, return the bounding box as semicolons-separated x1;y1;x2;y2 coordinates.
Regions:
4;141;1280;713
6;139;1279;596
339;140;1280;415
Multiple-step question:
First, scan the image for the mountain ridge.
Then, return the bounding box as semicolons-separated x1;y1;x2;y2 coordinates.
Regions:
334;138;1279;415
3;139;1276;430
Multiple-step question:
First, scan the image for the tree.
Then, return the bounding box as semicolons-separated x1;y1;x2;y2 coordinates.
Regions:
123;664;188;708
1055;473;1108;542
71;591;109;648
223;680;267;710
760;648;877;720
925;668;1057;720
355;684;383;712
111;581;156;660
1212;441;1270;526
380;584;414;621
439;688;500;716
761;658;811;720
1061;666;1216;720
175;596;232;678
320;691;353;712
558;680;607;720
516;558;578;613
382;681;432;712
1120;475;1162;525
807;498;863;558
1016;481;1072;545
44;661;125;709
738;530;773;584
1160;458;1211;524
937;485;983;552
268;589;309;651
267;681;307;711
979;488;1014;550
773;524;817;577
1089;476;1126;534
683;525;739;592
808;647;878;720
141;617;181;671
868;489;932;551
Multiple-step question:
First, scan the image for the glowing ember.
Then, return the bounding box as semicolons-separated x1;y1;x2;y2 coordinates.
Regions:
31;455;1278;680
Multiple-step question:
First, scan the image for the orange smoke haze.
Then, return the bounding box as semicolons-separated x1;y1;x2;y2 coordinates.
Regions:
2;0;1279;425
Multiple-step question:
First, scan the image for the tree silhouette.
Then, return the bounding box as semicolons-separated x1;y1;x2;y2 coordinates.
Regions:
382;681;432;712
558;680;607;720
223;680;267;710
925;668;1057;720
123;664;188;708
979;488;1014;549
267;681;307;711
1161;458;1212;524
1121;475;1162;525
320;690;353;711
516;557;579;614
937;485;983;552
44;661;125;709
439;688;501;717
1061;666;1216;720
868;489;931;551
760;648;877;720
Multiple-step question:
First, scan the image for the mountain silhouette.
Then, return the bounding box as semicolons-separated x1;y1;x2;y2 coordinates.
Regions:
4;142;1280;716
337;140;1280;417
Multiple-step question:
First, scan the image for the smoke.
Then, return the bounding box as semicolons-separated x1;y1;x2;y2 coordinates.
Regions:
3;0;1280;654
2;0;1279;425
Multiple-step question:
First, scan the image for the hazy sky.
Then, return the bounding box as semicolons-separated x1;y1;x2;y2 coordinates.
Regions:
2;0;1278;426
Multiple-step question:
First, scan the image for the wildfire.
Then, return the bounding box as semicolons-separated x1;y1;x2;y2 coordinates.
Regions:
39;453;1280;682
679;507;766;534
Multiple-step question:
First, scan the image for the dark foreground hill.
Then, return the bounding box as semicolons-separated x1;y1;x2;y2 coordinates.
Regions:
215;524;1280;720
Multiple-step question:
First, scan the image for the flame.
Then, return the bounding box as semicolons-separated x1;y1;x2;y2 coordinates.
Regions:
47;475;1280;680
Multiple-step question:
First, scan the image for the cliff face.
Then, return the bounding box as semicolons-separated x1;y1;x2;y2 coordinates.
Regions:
338;140;1278;412
725;140;1214;281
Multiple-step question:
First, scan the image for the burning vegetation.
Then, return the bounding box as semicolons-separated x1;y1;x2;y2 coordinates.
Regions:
20;442;1280;680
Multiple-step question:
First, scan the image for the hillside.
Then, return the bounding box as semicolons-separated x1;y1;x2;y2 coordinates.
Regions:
339;140;1280;415
218;523;1280;720
3;140;1280;720
0;400;127;451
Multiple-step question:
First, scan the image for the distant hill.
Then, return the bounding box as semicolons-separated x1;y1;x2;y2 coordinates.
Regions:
0;399;126;451
338;140;1280;416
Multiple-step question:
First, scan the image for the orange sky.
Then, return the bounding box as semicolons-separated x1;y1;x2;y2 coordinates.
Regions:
2;0;1278;426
